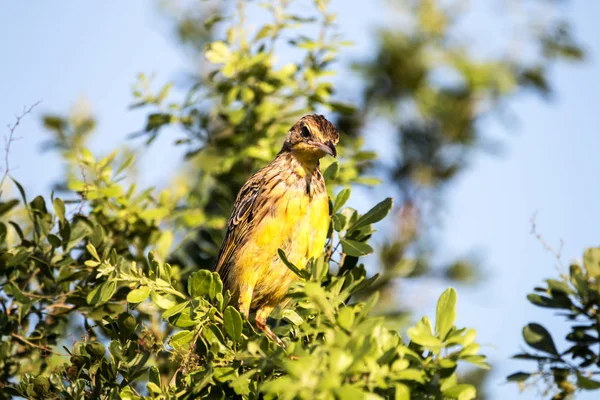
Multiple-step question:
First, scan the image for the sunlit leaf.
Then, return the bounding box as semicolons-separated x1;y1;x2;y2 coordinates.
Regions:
348;198;393;233
127;286;150;303
435;288;457;340
224;306;243;343
340;239;373;257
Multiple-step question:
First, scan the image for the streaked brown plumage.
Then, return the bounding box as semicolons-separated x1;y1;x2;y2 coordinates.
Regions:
215;114;339;345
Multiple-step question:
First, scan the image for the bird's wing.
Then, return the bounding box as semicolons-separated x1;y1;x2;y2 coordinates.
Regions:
215;171;270;278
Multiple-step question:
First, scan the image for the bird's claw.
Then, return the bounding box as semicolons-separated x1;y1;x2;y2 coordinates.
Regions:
255;318;286;349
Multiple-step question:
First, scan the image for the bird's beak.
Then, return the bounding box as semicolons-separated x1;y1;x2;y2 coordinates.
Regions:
316;140;337;158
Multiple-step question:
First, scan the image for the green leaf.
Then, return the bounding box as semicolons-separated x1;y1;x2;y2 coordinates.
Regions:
354;176;382;185
47;234;61;248
570;263;588;297
395;369;426;383
335;386;374;400
442;384;476;400
127;286;150;303
52;198;65;222
205;41;231;64
223;306;243;343
358;291;380;318
230;368;257;396
255;25;273;41
115;154;135;176
188;270;222;300
30;196;47;214
526;293;571;309
348;197;393;233
146;382;161;394
80;148;95;164
214;367;237;383
460;355;491;370
577;372;600;390
11;178;28;205
395;384;410;400
5;248;30;267
278;249;309;279
148;366;160;387
506;372;531;382
584;248;600;277
0;199;19;217
86;280;116;306
99;185;123;198
157;83;172;102
439;359;457;370
332;213;348;232
170;330;195;349
333;188;351;213
337;306;355;331
512;353;554;362
436;287;457;340
522;323;558;355
310;256;328;281
281;309;304;325
86;243;100;261
163;301;190;320
119;387;140;400
322;161;339;181
4;282;30;304
305;282;335;323
139;207;169;221
408;317;442;349
151;292;177;310
329;101;357;115
546;278;573;295
340;239;373;257
446;328;476;347
441;373;458;392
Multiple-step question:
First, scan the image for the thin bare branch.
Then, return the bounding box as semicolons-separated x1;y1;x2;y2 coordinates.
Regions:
530;211;565;271
10;333;60;355
1;100;42;196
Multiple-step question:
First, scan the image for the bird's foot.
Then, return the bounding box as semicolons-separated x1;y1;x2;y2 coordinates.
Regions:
255;317;286;349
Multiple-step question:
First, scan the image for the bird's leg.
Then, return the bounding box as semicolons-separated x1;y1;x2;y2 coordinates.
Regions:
237;283;254;320
255;305;285;348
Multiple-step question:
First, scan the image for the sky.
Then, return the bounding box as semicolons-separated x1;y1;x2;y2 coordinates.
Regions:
1;1;600;399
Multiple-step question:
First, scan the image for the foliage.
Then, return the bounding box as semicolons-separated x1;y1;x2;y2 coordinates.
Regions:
510;247;600;399
0;155;489;398
351;0;584;281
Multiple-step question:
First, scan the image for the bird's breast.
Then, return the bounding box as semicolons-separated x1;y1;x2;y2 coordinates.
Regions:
235;174;329;308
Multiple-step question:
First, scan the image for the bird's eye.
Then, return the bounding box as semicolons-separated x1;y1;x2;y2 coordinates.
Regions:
301;126;311;138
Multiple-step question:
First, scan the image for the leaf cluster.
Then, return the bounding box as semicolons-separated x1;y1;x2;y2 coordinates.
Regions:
510;248;600;398
0;158;488;398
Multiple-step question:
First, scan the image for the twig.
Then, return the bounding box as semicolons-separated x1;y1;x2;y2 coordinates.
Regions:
169;327;203;387
74;158;89;216
1;101;42;196
530;211;565;271
11;332;60;355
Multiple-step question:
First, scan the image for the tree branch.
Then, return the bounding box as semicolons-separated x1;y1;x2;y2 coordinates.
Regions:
1;100;42;197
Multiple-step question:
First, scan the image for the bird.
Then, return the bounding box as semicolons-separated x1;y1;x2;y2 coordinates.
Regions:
215;114;339;346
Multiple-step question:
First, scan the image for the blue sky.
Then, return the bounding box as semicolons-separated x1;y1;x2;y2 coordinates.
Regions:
1;1;600;398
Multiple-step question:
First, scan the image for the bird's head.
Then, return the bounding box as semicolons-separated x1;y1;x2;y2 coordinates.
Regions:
282;114;339;162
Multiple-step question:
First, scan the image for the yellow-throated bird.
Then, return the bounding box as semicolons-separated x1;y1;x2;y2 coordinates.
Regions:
215;114;339;346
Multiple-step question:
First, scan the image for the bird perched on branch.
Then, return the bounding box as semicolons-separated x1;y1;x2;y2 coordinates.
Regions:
215;114;339;346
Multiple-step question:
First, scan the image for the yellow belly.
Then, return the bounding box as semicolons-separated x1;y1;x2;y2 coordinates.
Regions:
233;188;329;310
